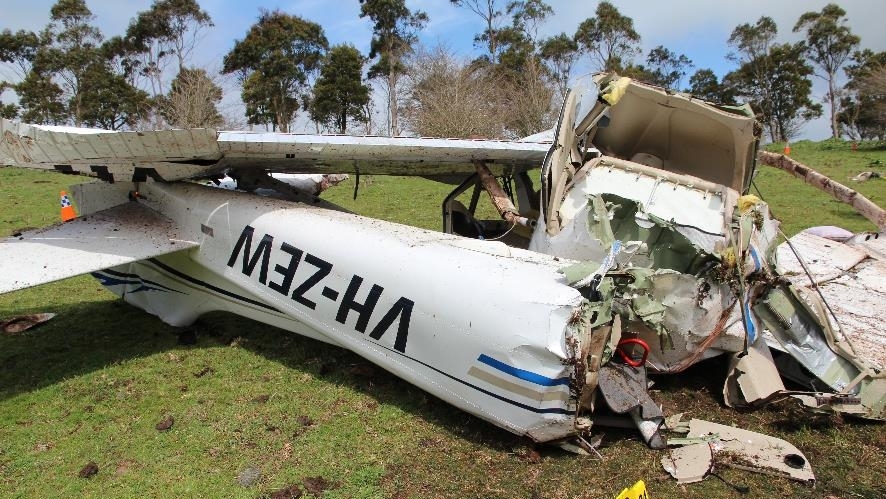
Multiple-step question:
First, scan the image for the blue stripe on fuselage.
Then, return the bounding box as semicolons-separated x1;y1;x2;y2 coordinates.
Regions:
478;354;571;387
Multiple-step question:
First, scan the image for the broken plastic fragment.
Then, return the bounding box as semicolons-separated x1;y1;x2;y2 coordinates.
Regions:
661;442;712;484
662;419;814;484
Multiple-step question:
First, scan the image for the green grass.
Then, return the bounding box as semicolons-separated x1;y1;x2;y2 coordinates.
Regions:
755;140;886;236
1;143;885;499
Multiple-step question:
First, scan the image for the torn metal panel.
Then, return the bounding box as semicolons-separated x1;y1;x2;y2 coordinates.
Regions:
754;284;861;393
776;231;868;283
724;333;786;408
777;231;886;371
663;419;815;484
691;419;814;483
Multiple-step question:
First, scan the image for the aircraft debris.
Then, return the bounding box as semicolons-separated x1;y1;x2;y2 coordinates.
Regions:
1;73;884;473
661;418;815;484
1;312;55;334
236;466;261;488
597;362;666;449
850;171;880;182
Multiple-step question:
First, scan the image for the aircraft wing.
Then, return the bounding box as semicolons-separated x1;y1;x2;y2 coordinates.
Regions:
0;202;198;294
1;119;551;182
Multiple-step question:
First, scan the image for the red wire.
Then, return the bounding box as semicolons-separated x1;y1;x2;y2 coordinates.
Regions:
616;338;650;367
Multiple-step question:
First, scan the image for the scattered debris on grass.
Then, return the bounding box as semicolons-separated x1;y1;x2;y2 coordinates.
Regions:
268;484;302;499
661;418;815;486
302;476;333;496
237;466;262;487
514;445;542;464
1;313;55;334
851;171;881;182
78;461;98;478
155;415;174;431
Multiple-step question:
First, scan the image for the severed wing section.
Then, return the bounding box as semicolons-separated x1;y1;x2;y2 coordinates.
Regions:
0;202;197;294
1;119;551;182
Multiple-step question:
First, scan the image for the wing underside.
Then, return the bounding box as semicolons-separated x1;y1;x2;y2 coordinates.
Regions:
0;202;198;294
1;119;550;182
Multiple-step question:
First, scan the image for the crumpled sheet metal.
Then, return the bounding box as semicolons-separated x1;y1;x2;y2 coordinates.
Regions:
662;419;815;484
775;231;886;371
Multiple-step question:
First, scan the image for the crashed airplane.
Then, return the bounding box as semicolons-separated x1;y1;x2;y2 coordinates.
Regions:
1;74;884;470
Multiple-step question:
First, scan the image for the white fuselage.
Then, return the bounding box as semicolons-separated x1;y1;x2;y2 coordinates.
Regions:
95;181;586;442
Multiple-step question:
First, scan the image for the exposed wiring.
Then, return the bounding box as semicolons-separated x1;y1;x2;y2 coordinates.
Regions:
483;221;518;241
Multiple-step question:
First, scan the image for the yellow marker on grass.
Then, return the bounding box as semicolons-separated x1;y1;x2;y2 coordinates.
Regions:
614;480;647;499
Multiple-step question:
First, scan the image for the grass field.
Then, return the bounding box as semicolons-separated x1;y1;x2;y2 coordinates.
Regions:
0;141;884;498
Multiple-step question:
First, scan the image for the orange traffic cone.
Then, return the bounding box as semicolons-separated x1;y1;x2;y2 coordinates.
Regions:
783;142;791;156
60;191;76;221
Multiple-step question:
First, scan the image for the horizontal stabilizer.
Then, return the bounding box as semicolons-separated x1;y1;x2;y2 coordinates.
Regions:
0;202;198;294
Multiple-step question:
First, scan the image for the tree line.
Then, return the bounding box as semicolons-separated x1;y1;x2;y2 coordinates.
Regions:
1;0;883;141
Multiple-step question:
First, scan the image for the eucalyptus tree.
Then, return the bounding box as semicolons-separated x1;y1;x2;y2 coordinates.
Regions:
725;17;779;137
793;3;860;138
309;45;371;134
0;29;43;120
539;33;578;98
40;0;105;125
450;0;506;63
573;1;640;72
840;50;886;140
359;0;428;136
726;39;821;142
223;10;328;132
114;0;213;98
686;68;735;104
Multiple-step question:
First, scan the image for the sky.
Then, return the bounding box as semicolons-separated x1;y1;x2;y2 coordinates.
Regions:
2;0;884;139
